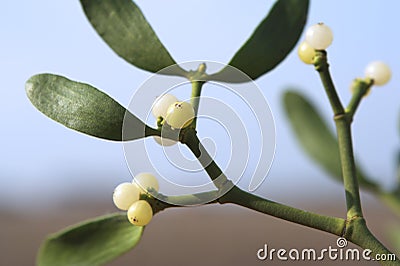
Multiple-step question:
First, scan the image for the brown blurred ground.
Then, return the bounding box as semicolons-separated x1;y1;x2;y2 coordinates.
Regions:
0;198;398;266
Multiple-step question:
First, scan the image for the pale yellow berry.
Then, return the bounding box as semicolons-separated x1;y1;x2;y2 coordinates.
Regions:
127;200;153;226
152;94;179;119
365;61;391;86
133;172;160;193
305;23;333;50
297;41;316;64
113;182;140;210
165;102;195;129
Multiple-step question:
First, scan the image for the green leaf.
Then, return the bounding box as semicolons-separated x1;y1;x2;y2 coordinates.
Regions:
283;90;379;191
37;213;144;266
398;110;400;138
26;73;153;141
80;0;186;76
387;225;400;253
380;191;400;218
209;0;309;83
396;150;400;189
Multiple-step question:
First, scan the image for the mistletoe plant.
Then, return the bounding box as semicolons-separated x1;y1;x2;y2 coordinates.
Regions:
26;0;399;265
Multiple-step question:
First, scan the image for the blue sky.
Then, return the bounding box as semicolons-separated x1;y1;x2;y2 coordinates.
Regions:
1;0;399;210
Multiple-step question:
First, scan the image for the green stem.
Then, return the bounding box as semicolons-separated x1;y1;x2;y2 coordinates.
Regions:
150;185;345;236
313;51;400;264
147;190;220;213
314;51;363;219
335;116;363;218
190;80;205;128
165;191;219;205
182;127;231;191
346;78;373;120
345;217;399;265
220;186;345;235
314;50;344;115
182;128;345;234
189;63;207;129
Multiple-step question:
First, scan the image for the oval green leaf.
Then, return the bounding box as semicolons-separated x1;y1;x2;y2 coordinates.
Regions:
80;0;186;76
209;0;309;83
283;90;379;191
37;213;144;266
26;74;154;141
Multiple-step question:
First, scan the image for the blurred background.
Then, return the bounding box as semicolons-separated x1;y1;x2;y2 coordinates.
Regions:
1;0;399;265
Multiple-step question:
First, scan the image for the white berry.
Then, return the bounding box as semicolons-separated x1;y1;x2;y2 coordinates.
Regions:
113;182;140;210
305;23;333;50
153;136;177;146
365;61;391;86
133;172;160;193
297;41;316;64
165;101;195;129
152;94;179;119
127;200;153;226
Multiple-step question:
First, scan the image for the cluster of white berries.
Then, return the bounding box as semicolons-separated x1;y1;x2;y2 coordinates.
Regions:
297;22;333;64
113;173;159;226
151;93;195;146
298;23;391;86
